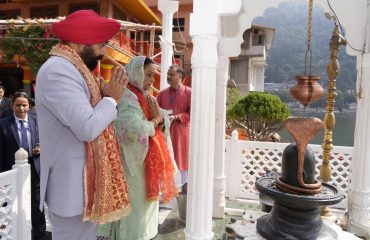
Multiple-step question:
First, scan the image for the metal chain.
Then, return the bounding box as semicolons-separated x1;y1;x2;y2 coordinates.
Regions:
304;0;314;75
307;0;313;50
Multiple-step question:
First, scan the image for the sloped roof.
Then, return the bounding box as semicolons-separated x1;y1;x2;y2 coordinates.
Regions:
116;0;161;25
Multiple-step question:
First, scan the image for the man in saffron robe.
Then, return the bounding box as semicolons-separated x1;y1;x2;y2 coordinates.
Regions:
157;65;191;185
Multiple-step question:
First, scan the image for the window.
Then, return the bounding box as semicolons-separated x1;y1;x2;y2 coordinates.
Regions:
69;2;99;14
30;5;59;19
130;31;137;40
0;9;20;19
173;18;185;32
144;31;152;41
252;29;265;46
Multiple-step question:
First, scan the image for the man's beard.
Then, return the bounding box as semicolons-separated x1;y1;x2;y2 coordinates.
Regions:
79;46;103;71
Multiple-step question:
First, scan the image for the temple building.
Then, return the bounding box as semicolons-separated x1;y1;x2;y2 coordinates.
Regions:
0;0;161;96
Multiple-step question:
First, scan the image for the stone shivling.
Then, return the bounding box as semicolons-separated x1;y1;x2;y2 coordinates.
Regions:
255;117;343;240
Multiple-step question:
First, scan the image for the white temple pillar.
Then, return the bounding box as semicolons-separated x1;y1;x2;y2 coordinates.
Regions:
346;2;370;238
348;53;370;238
158;0;178;90
213;56;229;218
185;1;219;238
185;34;218;240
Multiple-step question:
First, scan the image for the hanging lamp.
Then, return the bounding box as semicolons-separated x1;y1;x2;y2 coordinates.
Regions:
290;0;324;107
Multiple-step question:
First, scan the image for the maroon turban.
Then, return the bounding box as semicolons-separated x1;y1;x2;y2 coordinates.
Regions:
51;10;121;45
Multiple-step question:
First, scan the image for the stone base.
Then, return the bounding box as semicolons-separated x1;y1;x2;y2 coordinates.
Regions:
258;223;338;240
256;203;324;240
227;219;361;240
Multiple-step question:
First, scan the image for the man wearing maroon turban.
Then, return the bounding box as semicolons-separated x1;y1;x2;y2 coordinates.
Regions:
36;10;131;240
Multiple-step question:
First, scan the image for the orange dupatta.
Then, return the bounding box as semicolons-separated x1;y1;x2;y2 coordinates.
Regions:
127;83;178;202
49;44;131;223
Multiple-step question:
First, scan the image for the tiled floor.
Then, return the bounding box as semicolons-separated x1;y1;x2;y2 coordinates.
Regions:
155;208;227;240
155;199;261;240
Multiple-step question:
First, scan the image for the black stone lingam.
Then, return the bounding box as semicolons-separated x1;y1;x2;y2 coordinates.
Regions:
255;117;343;240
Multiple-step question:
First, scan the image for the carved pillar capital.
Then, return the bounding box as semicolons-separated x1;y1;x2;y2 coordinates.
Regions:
191;35;219;68
158;0;179;15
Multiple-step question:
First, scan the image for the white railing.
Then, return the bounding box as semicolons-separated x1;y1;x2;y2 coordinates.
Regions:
225;133;353;209
0;148;31;240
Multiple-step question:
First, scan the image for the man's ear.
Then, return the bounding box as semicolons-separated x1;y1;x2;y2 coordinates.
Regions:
67;42;84;54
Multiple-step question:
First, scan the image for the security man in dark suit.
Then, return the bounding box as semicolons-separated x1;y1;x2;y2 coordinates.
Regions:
0;92;48;240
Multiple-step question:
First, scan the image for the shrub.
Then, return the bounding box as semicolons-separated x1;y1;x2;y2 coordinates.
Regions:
227;92;291;141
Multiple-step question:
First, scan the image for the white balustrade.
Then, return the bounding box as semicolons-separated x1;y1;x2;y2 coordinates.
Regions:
0;148;31;240
225;140;353;209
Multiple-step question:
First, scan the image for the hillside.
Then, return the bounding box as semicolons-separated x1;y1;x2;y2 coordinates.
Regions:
253;0;356;90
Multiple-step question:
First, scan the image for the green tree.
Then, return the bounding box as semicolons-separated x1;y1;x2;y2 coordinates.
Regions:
227;92;291;141
310;92;327;108
274;91;294;103
0;26;57;75
336;90;345;112
343;91;357;104
337;69;354;91
226;88;242;110
308;90;347;111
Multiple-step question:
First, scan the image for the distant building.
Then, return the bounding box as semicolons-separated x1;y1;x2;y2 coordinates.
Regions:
264;82;294;92
348;102;357;110
230;25;275;95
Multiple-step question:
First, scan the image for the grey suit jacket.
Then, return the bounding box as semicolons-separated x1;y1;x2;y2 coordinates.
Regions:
36;56;117;217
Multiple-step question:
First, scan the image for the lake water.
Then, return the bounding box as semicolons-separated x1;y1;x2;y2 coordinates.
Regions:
278;109;356;147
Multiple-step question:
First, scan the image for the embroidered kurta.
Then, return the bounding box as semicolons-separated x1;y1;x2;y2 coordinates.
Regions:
157;84;191;170
98;56;177;240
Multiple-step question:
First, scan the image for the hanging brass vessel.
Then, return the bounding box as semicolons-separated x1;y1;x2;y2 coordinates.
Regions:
290;75;324;107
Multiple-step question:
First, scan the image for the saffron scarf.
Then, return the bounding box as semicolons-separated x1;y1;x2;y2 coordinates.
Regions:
127;83;178;202
49;44;131;223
